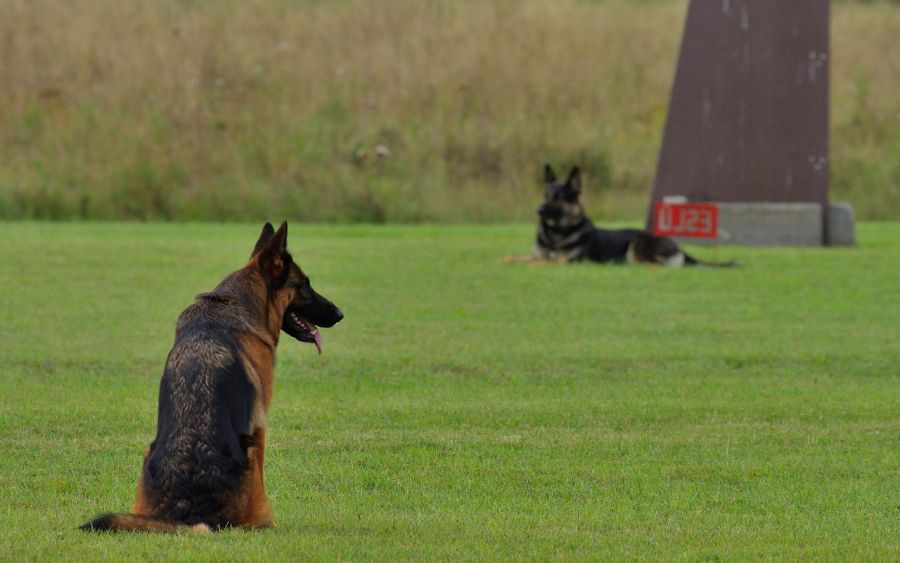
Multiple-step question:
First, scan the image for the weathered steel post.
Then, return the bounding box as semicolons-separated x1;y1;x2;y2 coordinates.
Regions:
648;0;854;246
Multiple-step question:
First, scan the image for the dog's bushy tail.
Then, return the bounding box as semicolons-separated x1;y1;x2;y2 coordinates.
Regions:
684;253;740;268
79;513;207;533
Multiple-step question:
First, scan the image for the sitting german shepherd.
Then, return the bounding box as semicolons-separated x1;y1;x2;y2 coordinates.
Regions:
81;221;343;532
532;164;735;267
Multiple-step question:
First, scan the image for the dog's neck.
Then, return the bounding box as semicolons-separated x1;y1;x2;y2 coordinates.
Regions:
538;216;593;248
195;268;285;351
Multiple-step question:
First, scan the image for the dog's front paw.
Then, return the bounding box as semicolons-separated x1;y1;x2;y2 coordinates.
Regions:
501;255;536;264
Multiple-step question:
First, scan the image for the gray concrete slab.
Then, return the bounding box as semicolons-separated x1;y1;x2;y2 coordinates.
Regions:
827;203;856;246
673;202;824;246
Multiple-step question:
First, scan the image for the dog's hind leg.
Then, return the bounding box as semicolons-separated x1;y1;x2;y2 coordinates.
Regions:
131;444;154;515
629;235;686;267
626;241;656;265
659;252;686;268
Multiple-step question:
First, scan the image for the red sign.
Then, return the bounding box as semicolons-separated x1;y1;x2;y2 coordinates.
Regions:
653;202;718;238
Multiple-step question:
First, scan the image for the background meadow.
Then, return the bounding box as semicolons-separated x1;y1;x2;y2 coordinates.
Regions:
1;0;899;222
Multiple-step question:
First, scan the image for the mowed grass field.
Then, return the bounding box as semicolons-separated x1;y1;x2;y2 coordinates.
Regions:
0;222;898;560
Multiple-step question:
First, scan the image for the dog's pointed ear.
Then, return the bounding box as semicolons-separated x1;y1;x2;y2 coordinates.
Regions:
544;164;558;184
251;222;276;257
566;167;582;194
257;221;289;282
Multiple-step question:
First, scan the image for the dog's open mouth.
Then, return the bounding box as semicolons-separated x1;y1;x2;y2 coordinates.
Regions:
284;311;323;354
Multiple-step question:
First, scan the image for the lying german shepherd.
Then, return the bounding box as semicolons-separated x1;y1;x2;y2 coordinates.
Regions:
531;164;735;267
80;221;343;532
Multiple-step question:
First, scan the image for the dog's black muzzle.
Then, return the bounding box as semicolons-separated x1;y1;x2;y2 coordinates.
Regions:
538;203;563;223
281;288;343;352
297;289;343;328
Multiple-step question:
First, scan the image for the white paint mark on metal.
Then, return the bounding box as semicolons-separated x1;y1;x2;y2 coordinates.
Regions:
702;88;713;129
740;5;749;30
813;156;827;172
807;51;826;83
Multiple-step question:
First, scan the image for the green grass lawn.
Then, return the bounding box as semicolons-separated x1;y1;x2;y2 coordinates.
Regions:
0;222;897;560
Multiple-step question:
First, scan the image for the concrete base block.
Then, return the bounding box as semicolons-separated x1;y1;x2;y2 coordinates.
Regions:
673;202;823;247
827;203;856;246
665;202;857;247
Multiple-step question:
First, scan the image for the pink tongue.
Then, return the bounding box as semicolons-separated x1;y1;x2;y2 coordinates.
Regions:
298;317;323;355
313;331;323;355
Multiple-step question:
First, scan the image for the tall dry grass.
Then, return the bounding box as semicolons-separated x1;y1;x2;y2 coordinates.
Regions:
0;0;898;221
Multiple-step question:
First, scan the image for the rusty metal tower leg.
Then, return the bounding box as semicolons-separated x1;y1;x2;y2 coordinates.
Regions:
648;1;836;246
